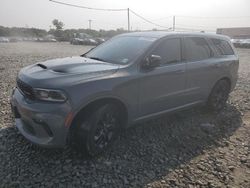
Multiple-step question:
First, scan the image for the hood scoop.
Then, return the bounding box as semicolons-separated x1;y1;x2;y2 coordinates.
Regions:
37;63;47;69
36;63;67;73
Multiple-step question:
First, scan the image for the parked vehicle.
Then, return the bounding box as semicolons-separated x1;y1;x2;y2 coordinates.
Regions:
231;39;243;48
11;32;239;156
44;38;57;42
0;37;9;43
231;38;250;48
70;38;83;45
9;37;19;43
44;34;57;42
95;38;105;45
240;39;250;48
88;38;98;45
35;38;44;42
71;37;98;46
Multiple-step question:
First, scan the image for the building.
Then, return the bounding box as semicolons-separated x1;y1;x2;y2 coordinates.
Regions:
216;27;250;39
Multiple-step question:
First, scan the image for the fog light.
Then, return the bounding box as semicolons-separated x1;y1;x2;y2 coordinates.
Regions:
32;117;53;137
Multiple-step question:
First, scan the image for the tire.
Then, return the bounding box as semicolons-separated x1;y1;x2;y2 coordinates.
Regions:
72;104;121;156
207;79;230;112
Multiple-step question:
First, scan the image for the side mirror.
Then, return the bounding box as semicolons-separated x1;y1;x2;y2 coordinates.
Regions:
143;55;161;69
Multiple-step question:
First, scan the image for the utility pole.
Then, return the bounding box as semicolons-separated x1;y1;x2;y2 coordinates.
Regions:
88;19;92;30
173;16;175;31
127;8;130;31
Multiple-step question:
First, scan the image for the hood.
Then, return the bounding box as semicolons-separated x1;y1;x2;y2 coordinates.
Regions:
21;56;119;79
19;56;120;87
34;56;119;74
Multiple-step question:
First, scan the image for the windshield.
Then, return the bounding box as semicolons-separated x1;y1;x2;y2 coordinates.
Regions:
84;36;156;64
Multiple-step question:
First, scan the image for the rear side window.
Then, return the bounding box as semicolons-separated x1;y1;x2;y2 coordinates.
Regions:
210;38;234;55
151;38;181;64
184;37;212;61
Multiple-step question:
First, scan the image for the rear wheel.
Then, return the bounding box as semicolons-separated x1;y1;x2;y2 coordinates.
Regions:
207;79;230;112
72;104;121;156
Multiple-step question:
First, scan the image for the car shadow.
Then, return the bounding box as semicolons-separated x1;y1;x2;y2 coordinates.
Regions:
0;104;242;187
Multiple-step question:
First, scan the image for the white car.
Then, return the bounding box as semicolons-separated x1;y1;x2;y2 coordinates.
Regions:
0;37;9;43
240;39;250;48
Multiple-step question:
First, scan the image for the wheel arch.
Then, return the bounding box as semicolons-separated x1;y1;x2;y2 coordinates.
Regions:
215;76;232;91
207;76;232;101
69;97;128;132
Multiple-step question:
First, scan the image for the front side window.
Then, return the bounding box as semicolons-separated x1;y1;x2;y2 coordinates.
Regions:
85;36;156;64
184;37;212;61
151;38;181;64
210;38;234;55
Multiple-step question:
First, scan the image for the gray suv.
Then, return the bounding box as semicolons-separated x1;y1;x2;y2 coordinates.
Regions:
11;32;239;156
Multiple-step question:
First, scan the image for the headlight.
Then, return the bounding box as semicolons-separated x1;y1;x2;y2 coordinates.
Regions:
34;88;67;102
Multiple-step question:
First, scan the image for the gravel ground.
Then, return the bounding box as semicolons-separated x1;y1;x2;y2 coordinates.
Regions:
0;42;249;188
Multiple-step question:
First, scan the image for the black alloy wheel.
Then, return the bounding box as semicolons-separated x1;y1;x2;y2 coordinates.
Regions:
73;104;121;156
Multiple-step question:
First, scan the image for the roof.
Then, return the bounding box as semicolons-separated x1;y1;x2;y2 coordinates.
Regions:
120;31;230;40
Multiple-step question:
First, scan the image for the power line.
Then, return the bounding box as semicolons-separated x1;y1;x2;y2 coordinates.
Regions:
49;0;127;11
129;9;170;29
50;0;234;31
132;16;173;24
151;16;174;21
49;0;170;30
49;0;130;31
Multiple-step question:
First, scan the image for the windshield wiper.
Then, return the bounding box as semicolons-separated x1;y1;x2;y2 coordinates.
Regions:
87;56;107;62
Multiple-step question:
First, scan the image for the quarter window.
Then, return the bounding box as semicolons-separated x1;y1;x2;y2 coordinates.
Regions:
151;38;181;64
184;37;212;61
210;38;234;55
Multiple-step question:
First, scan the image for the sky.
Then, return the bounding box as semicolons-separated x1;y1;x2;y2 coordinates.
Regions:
0;0;250;32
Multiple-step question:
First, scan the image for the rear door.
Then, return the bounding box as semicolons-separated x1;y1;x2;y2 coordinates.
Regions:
183;37;219;103
138;37;187;117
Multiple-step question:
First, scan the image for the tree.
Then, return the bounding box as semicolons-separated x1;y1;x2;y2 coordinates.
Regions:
52;19;64;30
52;19;64;41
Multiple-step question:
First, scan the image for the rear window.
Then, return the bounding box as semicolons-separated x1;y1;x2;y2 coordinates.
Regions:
210;38;234;55
184;37;212;61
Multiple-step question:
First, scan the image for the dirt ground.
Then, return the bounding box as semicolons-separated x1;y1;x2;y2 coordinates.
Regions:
0;42;249;188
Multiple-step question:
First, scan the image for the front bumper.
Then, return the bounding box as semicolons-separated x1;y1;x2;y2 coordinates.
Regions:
10;88;72;148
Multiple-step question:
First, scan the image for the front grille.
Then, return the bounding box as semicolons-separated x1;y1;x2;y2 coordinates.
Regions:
17;78;35;100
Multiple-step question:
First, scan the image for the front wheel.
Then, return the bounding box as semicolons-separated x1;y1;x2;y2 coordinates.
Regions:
207;79;230;112
72;104;121;156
